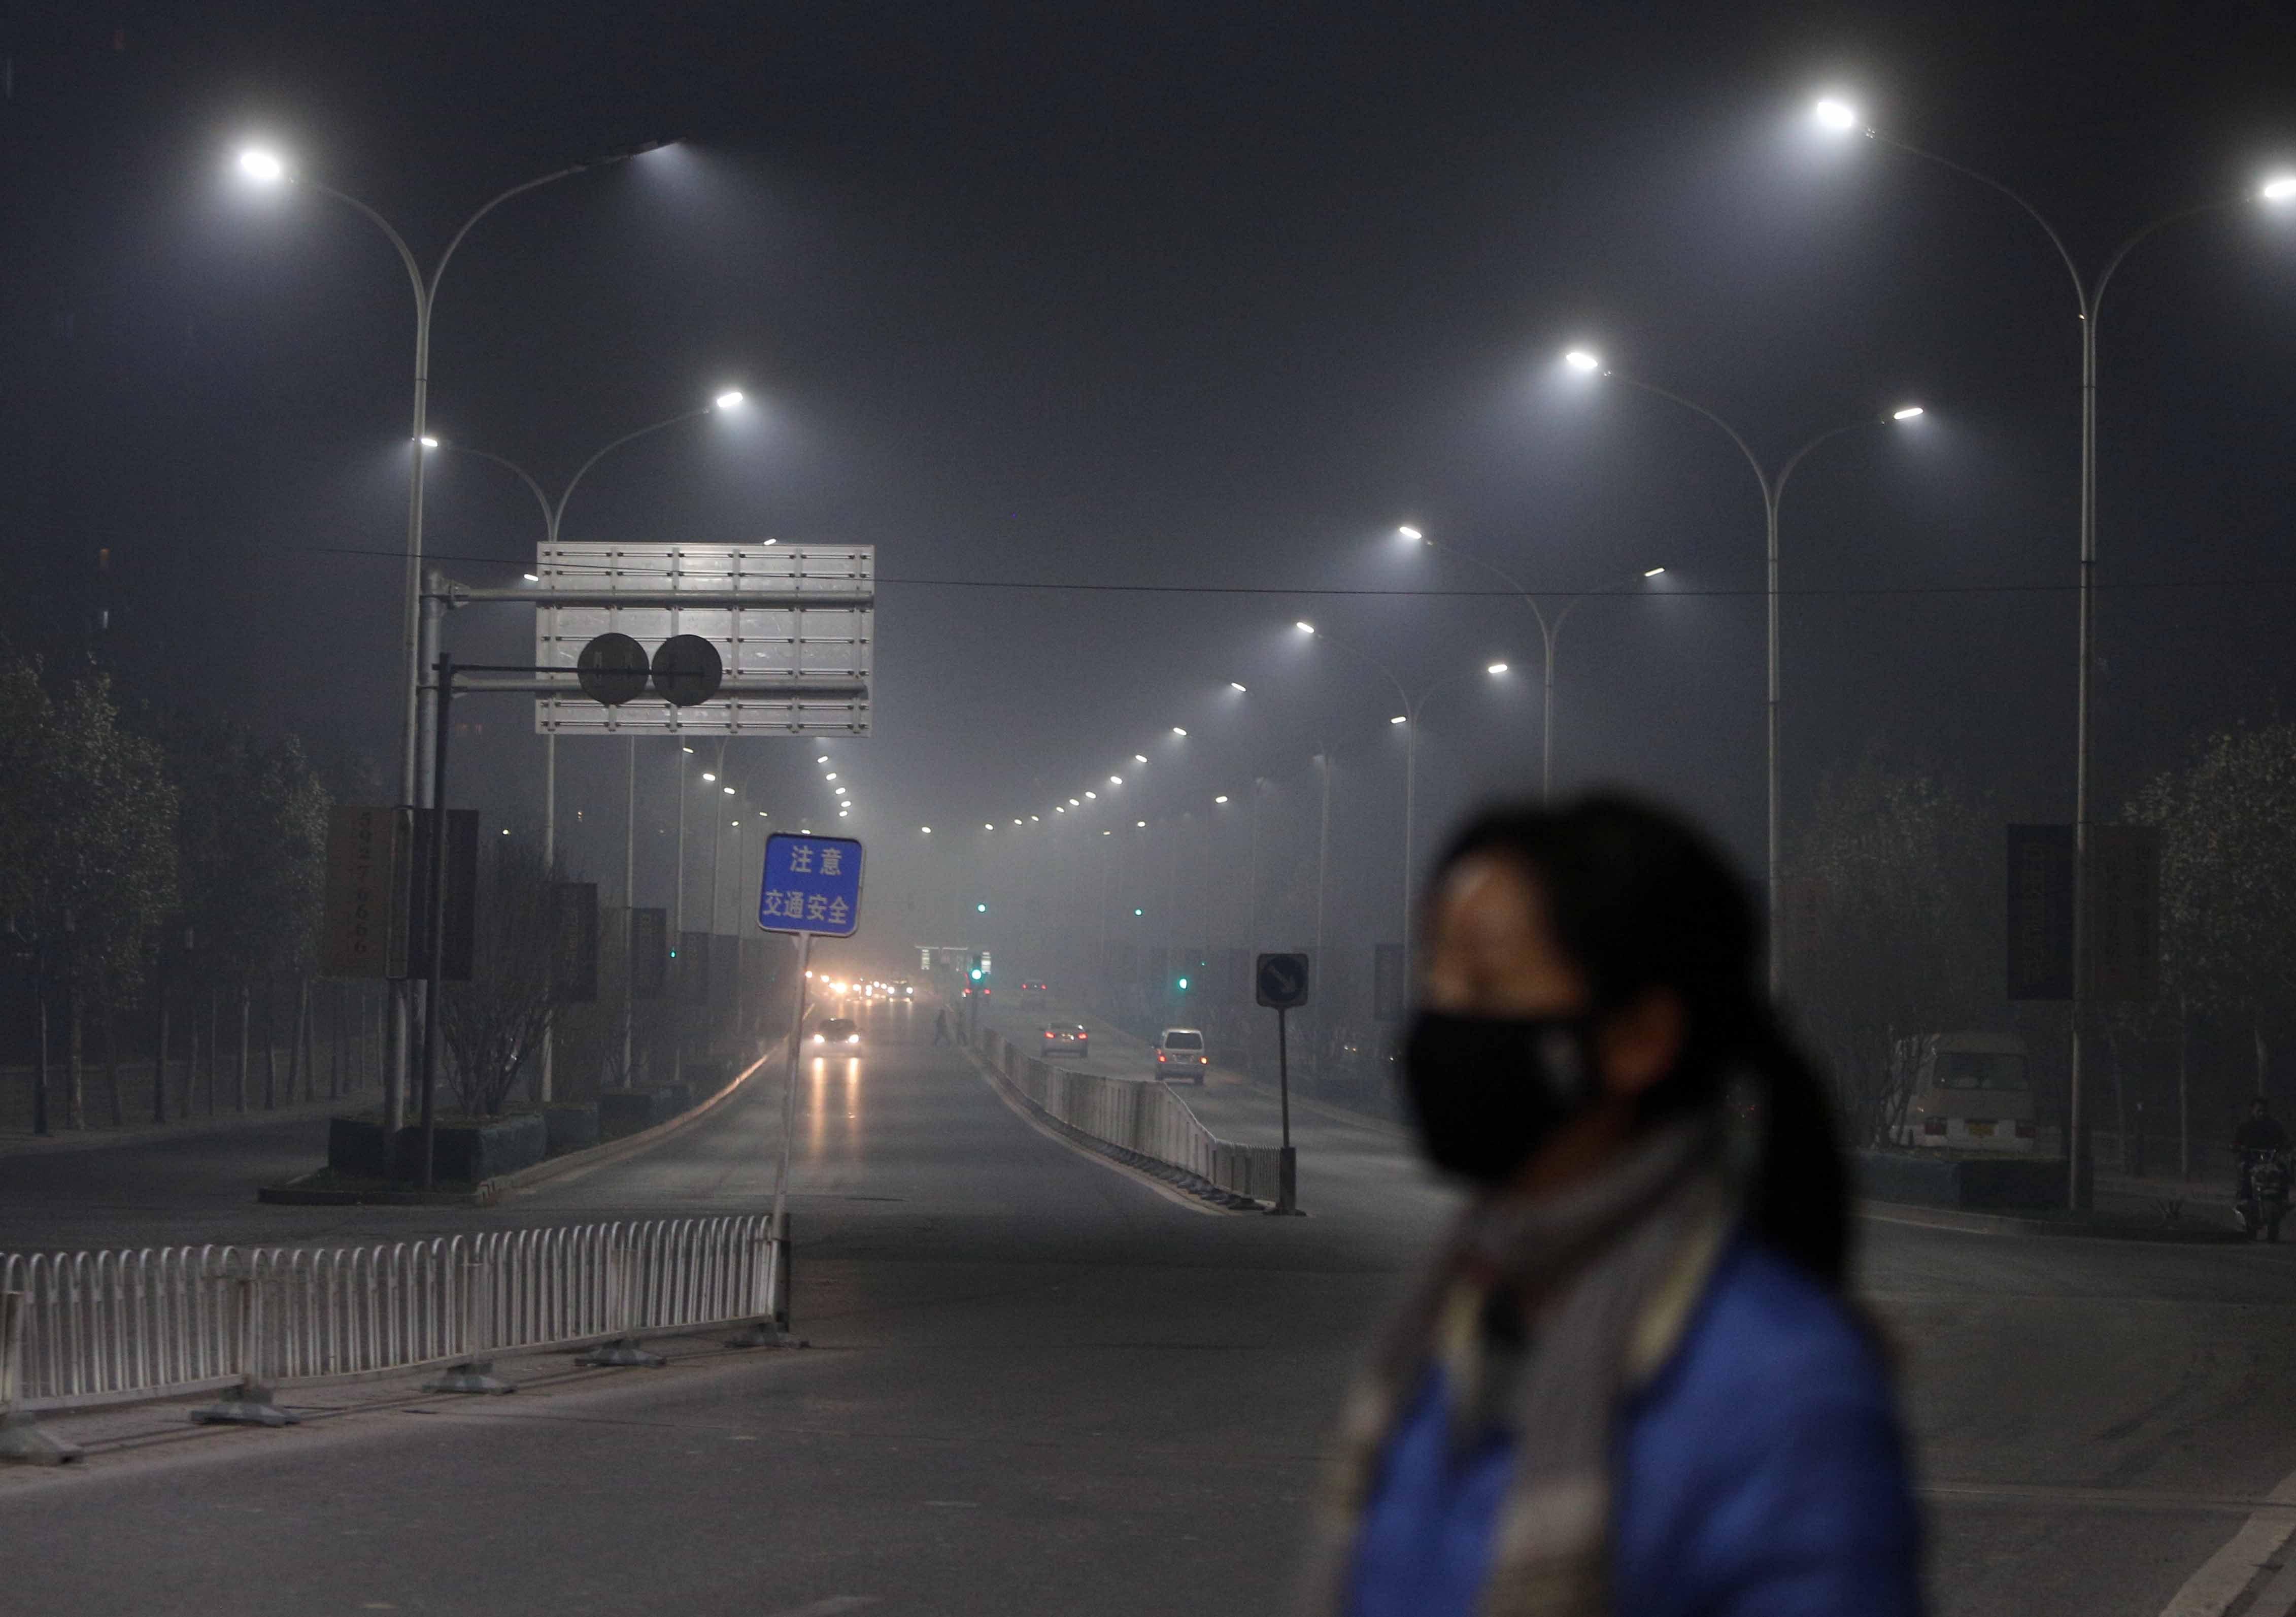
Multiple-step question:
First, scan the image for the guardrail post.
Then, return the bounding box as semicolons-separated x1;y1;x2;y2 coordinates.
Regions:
1270;1146;1301;1217
426;1260;513;1394
0;1291;81;1465
191;1270;298;1427
577;1235;665;1368
725;1215;792;1349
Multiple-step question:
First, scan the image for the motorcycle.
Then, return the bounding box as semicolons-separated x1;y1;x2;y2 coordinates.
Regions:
2237;1148;2290;1241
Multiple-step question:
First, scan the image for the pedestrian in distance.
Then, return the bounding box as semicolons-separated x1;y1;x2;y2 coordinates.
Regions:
933;1005;951;1046
1301;793;1921;1617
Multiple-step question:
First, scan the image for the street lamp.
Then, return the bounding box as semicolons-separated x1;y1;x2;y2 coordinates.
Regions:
430;387;751;916
1563;349;1922;994
1394;525;1665;801
235;134;673;1134
1295;620;1511;984
1813;95;2296;1207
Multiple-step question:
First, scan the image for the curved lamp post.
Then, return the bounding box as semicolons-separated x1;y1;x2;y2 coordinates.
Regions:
1394;525;1663;800
1295;622;1511;986
429;392;745;1098
1564;349;1922;996
1811;92;2296;1206
234;136;672;1132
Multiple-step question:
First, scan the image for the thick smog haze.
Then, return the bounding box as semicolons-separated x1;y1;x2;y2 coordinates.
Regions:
12;7;2296;1615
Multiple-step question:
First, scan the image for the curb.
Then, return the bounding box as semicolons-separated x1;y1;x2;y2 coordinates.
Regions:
0;1093;376;1160
253;1048;776;1208
1858;1197;2249;1243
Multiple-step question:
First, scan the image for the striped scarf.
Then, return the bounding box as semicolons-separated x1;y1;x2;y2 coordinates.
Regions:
1298;1118;1735;1617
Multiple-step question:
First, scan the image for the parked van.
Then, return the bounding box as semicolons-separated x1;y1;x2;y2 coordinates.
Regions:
1886;1030;2036;1152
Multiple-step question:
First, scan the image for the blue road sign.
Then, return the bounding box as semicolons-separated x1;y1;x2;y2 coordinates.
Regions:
759;832;864;937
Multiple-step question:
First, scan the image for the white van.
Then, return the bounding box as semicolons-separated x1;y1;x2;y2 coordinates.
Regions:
1886;1031;2036;1152
1153;1028;1209;1085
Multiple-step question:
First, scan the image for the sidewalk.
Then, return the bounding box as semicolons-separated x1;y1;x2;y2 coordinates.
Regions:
0;1091;364;1160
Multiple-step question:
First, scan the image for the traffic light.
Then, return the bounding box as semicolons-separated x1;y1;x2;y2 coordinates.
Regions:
975;902;988;913
1176;976;1190;991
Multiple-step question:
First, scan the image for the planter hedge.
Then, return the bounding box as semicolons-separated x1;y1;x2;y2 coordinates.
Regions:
1852;1148;2069;1210
326;1111;550;1184
543;1101;600;1156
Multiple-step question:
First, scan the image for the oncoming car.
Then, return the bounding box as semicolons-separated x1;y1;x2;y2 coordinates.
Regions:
812;1017;861;1051
1153;1028;1208;1084
1041;1023;1090;1058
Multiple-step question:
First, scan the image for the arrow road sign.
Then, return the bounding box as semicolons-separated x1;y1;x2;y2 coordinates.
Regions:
759;832;864;938
1256;952;1311;1010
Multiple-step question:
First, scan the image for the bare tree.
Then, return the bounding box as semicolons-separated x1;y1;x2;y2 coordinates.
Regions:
1785;754;1998;1146
2129;721;2296;1097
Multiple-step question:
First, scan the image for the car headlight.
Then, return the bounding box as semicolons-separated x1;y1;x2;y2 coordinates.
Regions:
847;1034;860;1045
812;1033;824;1043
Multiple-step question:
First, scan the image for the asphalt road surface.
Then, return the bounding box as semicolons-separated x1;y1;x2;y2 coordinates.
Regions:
9;993;2296;1616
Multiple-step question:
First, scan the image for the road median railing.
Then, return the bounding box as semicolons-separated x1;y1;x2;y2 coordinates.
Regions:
0;1212;786;1462
974;1028;1284;1209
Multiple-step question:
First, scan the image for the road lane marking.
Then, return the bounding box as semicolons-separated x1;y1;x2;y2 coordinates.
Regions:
761;1600;877;1617
2158;1463;2296;1617
1924;1481;2296;1517
2247;1554;2296;1617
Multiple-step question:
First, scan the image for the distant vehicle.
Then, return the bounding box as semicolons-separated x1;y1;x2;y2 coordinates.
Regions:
893;978;915;999
1018;981;1050;1008
1153;1027;1208;1085
813;1016;862;1050
1041;1023;1090;1058
1885;1031;2034;1151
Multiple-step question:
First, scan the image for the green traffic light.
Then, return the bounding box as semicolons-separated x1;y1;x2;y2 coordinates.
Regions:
1176;976;1189;990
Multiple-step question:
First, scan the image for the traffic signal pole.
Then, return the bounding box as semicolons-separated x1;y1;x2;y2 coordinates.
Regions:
1272;1005;1298;1216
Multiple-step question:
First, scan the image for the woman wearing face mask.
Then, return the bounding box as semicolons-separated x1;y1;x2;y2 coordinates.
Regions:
1303;794;1921;1617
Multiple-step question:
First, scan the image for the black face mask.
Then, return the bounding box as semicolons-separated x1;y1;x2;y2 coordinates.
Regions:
1403;1010;1600;1185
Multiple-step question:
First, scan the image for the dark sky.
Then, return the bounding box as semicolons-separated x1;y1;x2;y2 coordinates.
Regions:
7;1;2296;960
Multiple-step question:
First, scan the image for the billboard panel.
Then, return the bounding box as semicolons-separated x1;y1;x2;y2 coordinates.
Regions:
533;542;872;736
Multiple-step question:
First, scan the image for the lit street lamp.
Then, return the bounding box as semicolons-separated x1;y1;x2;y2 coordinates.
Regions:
1295;621;1511;984
234;134;673;1133
1564;349;1922;994
1394;525;1663;800
1811;92;2296;1207
429;391;745;1098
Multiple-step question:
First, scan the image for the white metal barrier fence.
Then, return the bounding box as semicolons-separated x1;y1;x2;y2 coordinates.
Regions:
978;1030;1286;1204
0;1215;776;1414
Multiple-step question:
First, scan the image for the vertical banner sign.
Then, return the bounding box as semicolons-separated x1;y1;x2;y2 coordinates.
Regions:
629;908;668;1000
2086;825;2162;1003
758;833;865;937
1373;942;1408;1022
552;883;599;1004
320;806;411;979
2006;825;2075;1001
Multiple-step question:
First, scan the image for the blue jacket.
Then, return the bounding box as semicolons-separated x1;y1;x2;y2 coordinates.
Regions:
1347;1237;1922;1616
